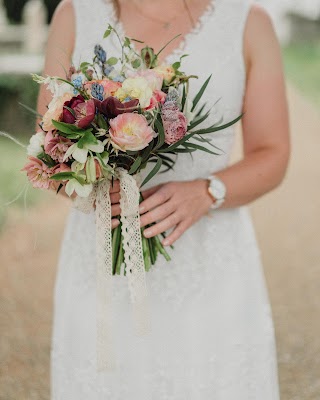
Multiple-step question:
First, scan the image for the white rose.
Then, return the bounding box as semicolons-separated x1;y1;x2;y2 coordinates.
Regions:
27;131;45;157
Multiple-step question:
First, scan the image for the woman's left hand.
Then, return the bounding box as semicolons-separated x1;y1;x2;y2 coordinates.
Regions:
139;179;214;246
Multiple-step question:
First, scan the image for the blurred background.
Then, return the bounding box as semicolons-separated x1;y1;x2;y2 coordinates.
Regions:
0;1;319;399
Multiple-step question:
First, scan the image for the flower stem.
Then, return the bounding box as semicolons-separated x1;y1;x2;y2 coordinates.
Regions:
112;223;121;275
116;235;124;275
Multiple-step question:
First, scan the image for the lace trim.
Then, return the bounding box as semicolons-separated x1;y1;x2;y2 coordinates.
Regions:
73;168;151;371
104;0;216;65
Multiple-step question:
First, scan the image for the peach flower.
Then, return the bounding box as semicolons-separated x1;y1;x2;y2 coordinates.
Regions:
42;92;73;131
84;79;121;99
153;65;176;83
22;156;56;190
109;113;154;152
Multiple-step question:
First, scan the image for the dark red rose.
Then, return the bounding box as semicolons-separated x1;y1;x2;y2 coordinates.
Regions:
62;95;85;124
95;96;139;119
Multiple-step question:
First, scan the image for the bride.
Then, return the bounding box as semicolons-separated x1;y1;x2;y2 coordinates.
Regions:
38;0;290;398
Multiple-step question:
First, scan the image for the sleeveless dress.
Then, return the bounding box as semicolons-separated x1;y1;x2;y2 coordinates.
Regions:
51;0;281;398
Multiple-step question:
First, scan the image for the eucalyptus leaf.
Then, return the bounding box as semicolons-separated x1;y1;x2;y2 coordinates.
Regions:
103;28;112;38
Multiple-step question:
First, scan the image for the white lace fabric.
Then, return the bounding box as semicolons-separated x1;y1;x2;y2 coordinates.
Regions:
51;0;281;398
73;169;151;371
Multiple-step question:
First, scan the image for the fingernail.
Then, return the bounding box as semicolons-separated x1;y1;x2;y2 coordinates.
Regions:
139;205;145;213
144;230;152;237
162;239;169;246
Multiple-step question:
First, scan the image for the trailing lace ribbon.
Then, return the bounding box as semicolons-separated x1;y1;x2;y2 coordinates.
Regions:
73;168;151;371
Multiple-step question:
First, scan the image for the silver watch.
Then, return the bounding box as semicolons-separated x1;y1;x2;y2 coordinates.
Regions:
206;174;226;210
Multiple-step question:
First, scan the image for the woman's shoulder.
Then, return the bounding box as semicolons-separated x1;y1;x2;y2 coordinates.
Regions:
244;4;280;71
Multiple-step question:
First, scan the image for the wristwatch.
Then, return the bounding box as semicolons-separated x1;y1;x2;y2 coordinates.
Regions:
206;174;226;210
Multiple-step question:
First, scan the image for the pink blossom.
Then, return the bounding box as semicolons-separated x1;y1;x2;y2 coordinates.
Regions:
44;130;73;163
53;163;71;174
145;89;167;110
161;100;188;144
109;113;154;152
22;156;57;190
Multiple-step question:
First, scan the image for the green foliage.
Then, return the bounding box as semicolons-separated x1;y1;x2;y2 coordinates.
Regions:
283;42;320;107
0;74;39;137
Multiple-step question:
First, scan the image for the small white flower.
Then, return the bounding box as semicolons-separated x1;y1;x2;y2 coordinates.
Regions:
183;97;196;124
65;178;93;198
27;131;45;157
63;140;105;164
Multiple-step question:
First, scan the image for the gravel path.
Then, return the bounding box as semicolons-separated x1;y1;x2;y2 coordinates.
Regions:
0;84;319;399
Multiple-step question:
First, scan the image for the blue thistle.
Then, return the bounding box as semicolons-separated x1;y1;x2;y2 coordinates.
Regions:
91;83;104;101
94;44;107;63
165;88;180;103
72;75;83;94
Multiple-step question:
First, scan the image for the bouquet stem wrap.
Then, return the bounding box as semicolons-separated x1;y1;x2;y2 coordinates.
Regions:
73;168;151;371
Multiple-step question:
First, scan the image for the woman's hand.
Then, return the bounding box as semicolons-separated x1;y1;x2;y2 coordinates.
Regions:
139;179;214;246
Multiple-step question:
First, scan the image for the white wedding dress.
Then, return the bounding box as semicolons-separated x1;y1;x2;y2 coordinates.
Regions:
51;0;281;398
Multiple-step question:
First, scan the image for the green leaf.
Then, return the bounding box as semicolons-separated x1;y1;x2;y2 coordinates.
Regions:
191;74;212;112
129;156;142;174
187;110;210;131
173;148;197;153
107;57;118;66
124;37;131;47
37;152;56;168
181;84;187;112
80;62;91;71
52;120;86;135
195;102;207;118
141;157;162;187
50;172;76;181
183;142;220;155
172;61;181;70
131;59;141;69
140;139;154;163
96;113;109;130
191;114;243;135
158;132;195;153
154;119;165;150
103;28;112;38
77;130;99;149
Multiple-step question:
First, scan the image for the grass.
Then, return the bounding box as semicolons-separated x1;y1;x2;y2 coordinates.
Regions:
0;138;48;230
282;41;320;107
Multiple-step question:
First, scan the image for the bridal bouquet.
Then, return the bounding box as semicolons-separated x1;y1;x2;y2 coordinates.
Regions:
23;24;240;277
21;24;241;369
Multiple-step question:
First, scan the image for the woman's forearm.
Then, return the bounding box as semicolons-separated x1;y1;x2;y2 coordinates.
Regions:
207;145;289;209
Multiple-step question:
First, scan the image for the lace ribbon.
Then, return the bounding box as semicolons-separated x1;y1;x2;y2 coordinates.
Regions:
73;168;151;371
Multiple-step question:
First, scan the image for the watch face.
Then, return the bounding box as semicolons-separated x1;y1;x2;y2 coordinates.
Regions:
210;178;226;200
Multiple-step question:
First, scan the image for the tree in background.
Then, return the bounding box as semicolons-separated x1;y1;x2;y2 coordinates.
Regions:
3;0;60;23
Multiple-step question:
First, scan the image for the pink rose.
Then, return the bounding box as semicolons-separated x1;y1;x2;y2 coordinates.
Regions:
22;156;57;190
109;113;154;152
44;130;73;163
